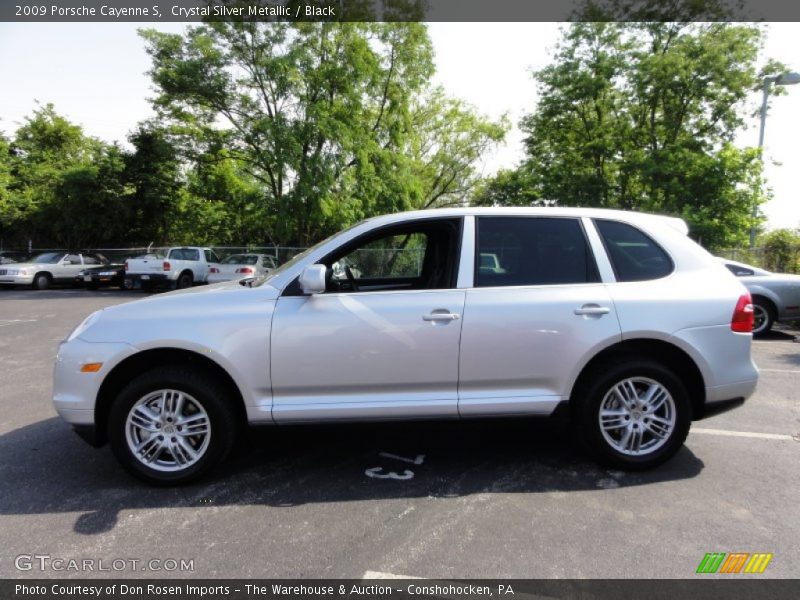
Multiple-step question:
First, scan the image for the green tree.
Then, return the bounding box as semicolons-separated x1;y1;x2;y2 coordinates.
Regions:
4;104;109;247
140;22;505;246
761;229;800;273
481;21;777;249
125;126;184;244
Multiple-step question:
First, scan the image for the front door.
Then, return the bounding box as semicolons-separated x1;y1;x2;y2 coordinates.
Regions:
270;218;465;422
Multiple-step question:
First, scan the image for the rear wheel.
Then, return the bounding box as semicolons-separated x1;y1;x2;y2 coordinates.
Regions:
108;367;239;485
574;359;691;470
176;272;193;289
32;273;51;290
752;298;775;337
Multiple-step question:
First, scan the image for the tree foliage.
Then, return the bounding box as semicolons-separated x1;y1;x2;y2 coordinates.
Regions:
140;22;506;246
475;21;778;249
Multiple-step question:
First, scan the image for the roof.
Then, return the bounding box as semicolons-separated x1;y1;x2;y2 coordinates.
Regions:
364;207;689;235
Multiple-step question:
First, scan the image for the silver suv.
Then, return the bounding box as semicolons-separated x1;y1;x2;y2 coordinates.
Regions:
54;208;758;484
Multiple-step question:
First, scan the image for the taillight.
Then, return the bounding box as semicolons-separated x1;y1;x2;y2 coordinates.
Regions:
123;261;128;271
731;293;754;333
236;267;254;274
163;261;171;272
209;267;220;274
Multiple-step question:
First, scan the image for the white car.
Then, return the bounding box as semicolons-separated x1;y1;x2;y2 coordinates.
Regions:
207;253;277;284
54;208;758;484
0;252;107;289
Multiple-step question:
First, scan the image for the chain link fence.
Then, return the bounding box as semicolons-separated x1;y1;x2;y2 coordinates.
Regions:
717;246;800;274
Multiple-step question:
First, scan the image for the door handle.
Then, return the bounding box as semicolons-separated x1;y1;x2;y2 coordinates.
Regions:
422;312;460;322
574;305;610;316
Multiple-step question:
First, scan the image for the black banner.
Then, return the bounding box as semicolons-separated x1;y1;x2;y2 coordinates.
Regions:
3;580;800;600
4;0;800;22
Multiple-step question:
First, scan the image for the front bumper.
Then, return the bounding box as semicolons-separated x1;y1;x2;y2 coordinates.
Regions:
53;338;137;426
0;273;34;285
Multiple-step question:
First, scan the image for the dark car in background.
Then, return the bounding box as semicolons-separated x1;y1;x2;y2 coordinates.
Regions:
75;263;126;290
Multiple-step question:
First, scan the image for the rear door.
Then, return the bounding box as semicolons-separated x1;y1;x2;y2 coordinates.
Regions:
458;216;622;417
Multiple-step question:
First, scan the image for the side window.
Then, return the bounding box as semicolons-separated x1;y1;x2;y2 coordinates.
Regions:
475;217;599;287
595;219;673;282
64;254;81;265
336;232;427;281
204;250;220;263
314;219;461;294
725;264;754;277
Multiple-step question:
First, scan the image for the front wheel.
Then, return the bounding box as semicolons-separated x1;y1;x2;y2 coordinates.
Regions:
108;367;239;485
574;360;691;470
32;273;51;290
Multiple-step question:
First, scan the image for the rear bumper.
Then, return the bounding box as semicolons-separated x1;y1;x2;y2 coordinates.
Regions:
125;273;172;288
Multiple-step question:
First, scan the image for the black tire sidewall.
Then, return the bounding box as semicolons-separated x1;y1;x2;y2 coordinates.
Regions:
177;273;192;289
33;273;50;290
752;299;774;337
108;368;238;485
575;360;691;470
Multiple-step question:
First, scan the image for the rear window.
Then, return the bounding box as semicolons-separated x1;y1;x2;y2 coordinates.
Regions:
223;254;258;265
595;219;673;282
169;248;200;261
475;217;599;287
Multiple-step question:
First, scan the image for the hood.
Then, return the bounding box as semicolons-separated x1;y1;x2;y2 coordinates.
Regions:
1;261;51;270
79;280;281;344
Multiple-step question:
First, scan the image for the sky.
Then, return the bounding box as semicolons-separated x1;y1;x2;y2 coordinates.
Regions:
1;21;799;231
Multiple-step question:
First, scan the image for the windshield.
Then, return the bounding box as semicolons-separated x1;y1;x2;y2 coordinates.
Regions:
223;254;258;265
30;253;65;264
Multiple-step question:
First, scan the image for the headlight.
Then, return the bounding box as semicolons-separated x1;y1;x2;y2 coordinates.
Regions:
99;271;115;276
8;268;28;276
66;310;102;342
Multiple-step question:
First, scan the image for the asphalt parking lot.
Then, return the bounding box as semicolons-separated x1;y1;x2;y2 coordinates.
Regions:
0;288;798;579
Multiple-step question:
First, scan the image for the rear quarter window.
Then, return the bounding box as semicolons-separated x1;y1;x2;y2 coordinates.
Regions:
595;219;673;282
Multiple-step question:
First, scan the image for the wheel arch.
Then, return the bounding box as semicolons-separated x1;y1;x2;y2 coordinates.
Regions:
750;293;778;319
94;348;247;446
568;339;706;419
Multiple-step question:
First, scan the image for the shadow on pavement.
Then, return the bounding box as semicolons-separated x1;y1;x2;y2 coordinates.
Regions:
0;416;704;536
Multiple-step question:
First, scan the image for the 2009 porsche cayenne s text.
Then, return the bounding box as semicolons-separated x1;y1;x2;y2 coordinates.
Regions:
53;208;758;484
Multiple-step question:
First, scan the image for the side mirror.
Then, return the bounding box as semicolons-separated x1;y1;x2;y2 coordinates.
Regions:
299;264;327;295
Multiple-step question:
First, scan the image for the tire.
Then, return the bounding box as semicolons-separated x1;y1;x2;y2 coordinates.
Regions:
108;367;239;485
573;359;691;470
32;273;51;290
752;298;775;337
176;272;193;289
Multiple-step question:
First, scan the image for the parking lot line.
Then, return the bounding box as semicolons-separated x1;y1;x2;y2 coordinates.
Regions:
363;570;421;579
758;368;800;374
691;427;796;441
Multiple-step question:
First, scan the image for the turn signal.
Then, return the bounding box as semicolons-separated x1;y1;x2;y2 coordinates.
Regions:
80;362;103;373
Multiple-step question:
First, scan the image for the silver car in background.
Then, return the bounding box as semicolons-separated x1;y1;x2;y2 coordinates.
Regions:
719;258;800;335
53;208;758;484
207;253;277;284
